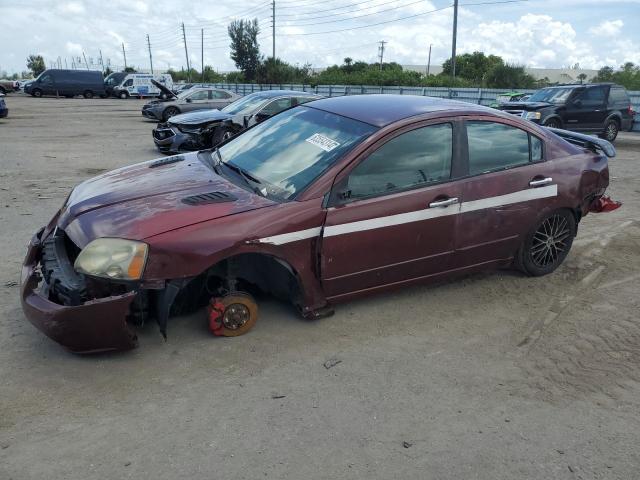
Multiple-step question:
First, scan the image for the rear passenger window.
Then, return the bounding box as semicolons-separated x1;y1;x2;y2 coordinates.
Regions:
348;123;452;199
467;122;535;174
212;90;231;99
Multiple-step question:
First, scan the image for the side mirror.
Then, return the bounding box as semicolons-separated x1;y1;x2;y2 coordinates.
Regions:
185;98;192;103
255;112;271;123
573;99;583;108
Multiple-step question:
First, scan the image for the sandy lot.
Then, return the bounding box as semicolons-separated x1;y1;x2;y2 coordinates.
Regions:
0;94;639;480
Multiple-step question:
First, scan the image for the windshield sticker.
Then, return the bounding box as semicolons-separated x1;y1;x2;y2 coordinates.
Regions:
305;133;340;152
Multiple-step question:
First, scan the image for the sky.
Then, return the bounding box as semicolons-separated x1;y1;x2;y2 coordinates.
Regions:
1;0;639;75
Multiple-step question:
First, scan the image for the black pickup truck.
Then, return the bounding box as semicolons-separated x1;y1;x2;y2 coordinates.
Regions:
497;83;634;142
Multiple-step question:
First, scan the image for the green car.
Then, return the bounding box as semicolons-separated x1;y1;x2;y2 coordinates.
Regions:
490;91;531;108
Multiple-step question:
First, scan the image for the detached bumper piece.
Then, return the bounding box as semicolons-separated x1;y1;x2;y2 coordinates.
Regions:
20;228;138;353
589;195;622;213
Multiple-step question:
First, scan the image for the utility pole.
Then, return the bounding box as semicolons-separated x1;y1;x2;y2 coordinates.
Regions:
65;58;68;69
451;0;459;81
378;40;387;71
181;22;191;81
201;28;204;82
272;0;276;59
122;43;127;71
99;49;104;72
146;34;154;74
82;52;89;70
427;44;432;76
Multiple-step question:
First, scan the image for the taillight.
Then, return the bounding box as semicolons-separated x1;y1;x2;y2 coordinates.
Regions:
629;105;636;116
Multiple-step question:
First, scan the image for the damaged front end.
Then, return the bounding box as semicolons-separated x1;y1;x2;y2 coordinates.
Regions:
21;227;159;353
152;121;211;154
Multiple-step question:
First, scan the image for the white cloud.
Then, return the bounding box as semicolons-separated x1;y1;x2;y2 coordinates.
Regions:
58;1;85;14
589;19;624;37
65;42;83;55
1;1;639;74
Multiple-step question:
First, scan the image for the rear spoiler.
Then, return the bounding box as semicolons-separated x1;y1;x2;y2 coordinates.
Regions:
545;127;616;158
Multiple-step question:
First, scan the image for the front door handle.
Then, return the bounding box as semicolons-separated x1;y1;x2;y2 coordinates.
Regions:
429;197;459;208
529;177;553;187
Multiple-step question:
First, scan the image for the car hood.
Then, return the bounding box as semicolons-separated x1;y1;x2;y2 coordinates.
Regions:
498;101;554;111
169;109;230;126
151;79;176;99
58;151;275;246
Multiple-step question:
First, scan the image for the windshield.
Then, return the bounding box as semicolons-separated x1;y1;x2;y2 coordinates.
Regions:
177;88;200;99
218;106;377;199
104;73;126;86
529;87;576;104
222;94;272;116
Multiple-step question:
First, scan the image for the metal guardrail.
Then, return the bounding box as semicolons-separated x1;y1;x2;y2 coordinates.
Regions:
213;83;640;132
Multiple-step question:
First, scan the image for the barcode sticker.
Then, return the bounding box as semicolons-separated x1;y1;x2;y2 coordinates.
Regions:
305;133;340;152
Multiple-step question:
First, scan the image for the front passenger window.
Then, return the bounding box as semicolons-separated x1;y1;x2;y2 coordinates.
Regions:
347;123;452;199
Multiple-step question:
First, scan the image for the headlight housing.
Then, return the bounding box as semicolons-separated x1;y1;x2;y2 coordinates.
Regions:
74;238;148;281
525;111;542;120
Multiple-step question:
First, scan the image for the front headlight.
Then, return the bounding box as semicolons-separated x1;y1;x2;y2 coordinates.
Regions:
74;238;148;281
525;111;542;120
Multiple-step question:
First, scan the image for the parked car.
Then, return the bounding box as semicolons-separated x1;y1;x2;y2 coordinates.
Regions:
0;80;17;94
152;90;322;153
112;73;173;99
103;72;128;97
489;91;530;108
23;69;106;98
20;95;617;353
141;83;239;121
0;93;8;118
497;83;634;142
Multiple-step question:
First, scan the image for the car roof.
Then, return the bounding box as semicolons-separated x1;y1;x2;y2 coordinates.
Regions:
544;83;621;89
305;94;493;127
245;89;319;99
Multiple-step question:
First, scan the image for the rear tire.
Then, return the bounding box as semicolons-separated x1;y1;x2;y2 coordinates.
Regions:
163;106;180;121
599;119;619;142
516;209;576;277
83;90;94;99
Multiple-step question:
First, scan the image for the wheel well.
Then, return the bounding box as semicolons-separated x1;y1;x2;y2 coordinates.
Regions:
605;115;621;127
170;253;304;317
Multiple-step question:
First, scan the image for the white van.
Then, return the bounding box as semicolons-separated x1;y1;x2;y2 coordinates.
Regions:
112;73;173;99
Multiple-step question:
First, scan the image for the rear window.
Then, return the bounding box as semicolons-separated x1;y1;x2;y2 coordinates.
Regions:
609;87;630;105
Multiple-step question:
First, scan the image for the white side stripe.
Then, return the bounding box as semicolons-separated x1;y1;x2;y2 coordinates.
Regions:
256;185;558;244
459;184;557;214
256;227;322;245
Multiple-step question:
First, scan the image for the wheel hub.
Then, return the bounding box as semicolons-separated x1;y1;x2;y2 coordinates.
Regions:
530;214;571;267
222;303;250;330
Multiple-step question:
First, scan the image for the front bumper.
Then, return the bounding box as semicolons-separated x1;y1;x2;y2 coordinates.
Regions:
153;124;198;154
142;107;161;120
20;228;139;353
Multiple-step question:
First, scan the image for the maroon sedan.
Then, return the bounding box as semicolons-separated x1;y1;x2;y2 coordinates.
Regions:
21;95;616;353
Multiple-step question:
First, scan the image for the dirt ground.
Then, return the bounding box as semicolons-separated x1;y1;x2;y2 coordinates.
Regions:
0;95;639;480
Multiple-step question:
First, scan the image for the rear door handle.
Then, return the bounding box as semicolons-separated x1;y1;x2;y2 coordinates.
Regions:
429;197;459;208
529;177;553;187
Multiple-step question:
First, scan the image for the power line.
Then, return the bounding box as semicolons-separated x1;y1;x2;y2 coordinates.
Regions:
277;0;412;19
282;0;436;27
278;3;452;35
